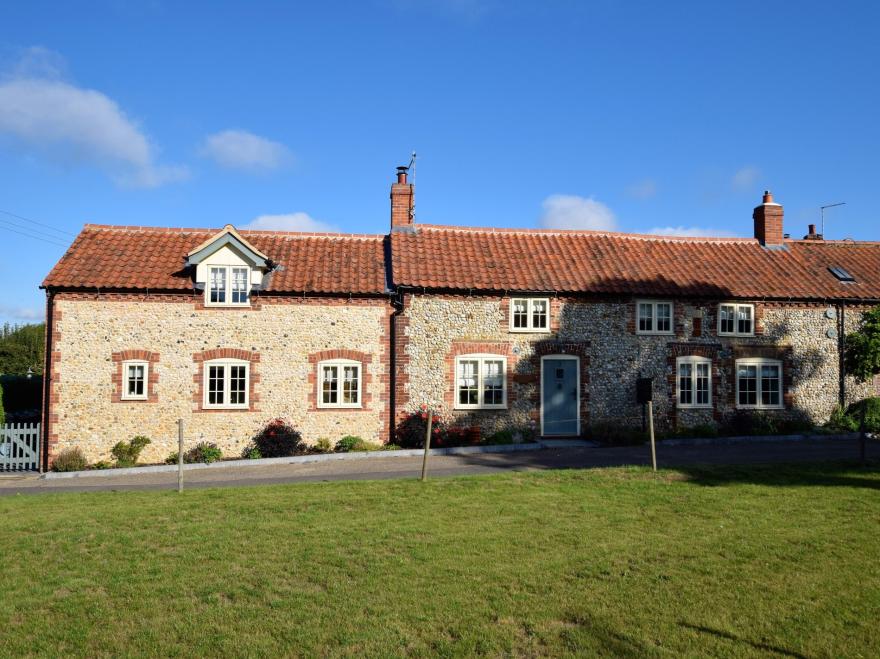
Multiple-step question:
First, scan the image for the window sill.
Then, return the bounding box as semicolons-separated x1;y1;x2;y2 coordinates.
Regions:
509;328;551;334
316;405;364;410
718;332;755;338
678;405;713;410
453;406;508;411
635;331;674;336
735;405;783;410
120;397;150;402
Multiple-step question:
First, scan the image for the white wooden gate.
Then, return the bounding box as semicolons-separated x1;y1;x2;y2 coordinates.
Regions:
0;423;41;472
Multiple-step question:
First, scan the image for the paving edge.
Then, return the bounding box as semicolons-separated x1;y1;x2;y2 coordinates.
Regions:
42;442;546;479
658;432;861;446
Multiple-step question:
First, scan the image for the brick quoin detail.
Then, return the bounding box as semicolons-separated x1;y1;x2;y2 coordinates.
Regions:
444;342;515;413
528;341;591;432
725;344;795;410
192;348;261;413
43;303;62;469
307;349;374;412
111;349;160;403
666;343;722;427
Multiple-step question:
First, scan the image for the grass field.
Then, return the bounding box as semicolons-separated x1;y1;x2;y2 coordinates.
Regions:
1;462;878;657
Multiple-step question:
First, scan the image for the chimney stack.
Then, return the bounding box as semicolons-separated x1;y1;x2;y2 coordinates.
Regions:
391;166;414;230
753;190;784;247
804;223;823;240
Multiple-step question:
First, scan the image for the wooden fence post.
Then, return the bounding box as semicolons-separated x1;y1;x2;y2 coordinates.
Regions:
648;400;657;472
421;409;433;482
177;418;184;493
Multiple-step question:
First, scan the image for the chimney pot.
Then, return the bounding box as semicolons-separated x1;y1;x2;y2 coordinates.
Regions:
753;191;784;247
390;166;415;229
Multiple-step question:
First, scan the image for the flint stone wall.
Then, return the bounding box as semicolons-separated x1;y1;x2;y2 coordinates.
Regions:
52;298;388;463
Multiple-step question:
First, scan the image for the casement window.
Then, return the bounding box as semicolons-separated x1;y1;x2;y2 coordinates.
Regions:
510;298;550;332
718;303;754;336
677;356;711;408
207;265;250;306
121;361;148;400
318;360;362;408
203;359;249;409
736;359;782;409
636;300;673;335
455;355;507;409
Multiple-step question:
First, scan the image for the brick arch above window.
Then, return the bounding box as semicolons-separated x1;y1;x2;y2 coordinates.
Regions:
111;349;160;403
192;348;261;413
308;350;373;411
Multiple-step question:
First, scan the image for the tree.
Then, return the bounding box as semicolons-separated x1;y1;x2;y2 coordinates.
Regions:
0;323;44;376
845;307;880;383
0;381;5;426
843;306;880;462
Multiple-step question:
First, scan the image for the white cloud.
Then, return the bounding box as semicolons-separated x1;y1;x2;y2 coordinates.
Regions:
241;212;337;233
540;194;617;231
199;130;291;171
0;51;188;188
626;178;658;199
731;165;760;191
0;305;45;323
647;226;738;238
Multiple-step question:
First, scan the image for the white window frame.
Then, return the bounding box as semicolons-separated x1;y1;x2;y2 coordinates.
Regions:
676;356;712;409
636;300;674;335
454;354;508;410
509;298;550;333
735;358;783;410
202;359;250;410
205;265;251;307
121;360;149;401
317;359;363;409
718;303;755;337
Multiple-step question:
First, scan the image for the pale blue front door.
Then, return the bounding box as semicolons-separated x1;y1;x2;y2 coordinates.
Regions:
542;358;579;436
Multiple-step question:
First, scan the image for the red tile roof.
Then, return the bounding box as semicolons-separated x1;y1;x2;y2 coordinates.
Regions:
44;223;880;301
43;225;388;295
391;225;880;301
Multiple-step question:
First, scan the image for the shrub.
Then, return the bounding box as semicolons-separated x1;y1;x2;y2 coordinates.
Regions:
245;419;304;458
313;437;333;453
722;411;777;437
92;460;112;470
776;416;816;435
166;442;224;465
334;436;380;452
51;447;88;472
663;423;719;440
483;429;515;445
243;446;262;460
0;381;5;426
111;435;151;467
383;443;402;451
589;423;646;446
395;409;444;449
845;397;880;433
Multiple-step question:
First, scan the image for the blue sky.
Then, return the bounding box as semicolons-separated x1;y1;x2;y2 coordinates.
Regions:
1;0;878;324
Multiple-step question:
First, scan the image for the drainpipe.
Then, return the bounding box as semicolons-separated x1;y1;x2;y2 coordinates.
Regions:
389;291;404;444
40;288;54;472
838;301;846;409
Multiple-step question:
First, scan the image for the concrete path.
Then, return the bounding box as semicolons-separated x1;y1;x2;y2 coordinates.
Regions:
0;437;876;496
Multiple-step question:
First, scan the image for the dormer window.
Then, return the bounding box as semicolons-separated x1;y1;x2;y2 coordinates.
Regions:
208;266;250;306
186;224;270;309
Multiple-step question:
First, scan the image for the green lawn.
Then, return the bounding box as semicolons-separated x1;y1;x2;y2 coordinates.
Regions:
1;463;878;657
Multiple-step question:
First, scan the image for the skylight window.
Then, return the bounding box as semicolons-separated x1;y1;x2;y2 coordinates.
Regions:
828;266;856;283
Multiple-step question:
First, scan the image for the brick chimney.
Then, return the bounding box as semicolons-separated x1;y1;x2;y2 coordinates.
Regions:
753;190;784;247
390;166;414;230
803;223;823;240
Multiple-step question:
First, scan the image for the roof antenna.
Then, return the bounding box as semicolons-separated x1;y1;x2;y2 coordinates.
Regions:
408;151;417;222
820;201;845;238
